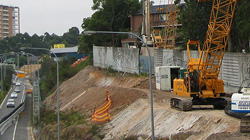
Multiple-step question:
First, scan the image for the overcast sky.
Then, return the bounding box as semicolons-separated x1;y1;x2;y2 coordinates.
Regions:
0;0;182;36
1;0;94;36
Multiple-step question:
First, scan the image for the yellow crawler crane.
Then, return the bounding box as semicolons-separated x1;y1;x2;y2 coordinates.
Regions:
152;0;178;49
172;0;237;111
164;0;178;49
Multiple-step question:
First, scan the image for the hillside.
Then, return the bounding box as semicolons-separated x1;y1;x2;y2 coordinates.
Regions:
41;66;250;140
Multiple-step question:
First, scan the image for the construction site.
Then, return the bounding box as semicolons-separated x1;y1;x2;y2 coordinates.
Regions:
35;0;250;139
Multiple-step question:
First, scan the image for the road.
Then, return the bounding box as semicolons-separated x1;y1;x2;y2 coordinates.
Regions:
0;94;32;140
0;77;32;140
0;77;26;120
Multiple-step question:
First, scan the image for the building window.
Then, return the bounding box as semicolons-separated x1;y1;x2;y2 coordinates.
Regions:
159;14;166;21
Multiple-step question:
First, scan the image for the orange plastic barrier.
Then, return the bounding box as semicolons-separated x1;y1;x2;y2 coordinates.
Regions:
92;91;111;122
70;57;88;67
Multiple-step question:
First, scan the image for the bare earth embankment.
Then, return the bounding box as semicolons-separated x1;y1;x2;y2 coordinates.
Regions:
42;66;250;140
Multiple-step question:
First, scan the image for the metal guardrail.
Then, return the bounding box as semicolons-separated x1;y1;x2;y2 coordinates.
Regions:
0;93;26;135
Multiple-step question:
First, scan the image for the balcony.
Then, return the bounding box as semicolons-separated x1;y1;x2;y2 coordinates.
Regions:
3;13;9;16
3;9;9;12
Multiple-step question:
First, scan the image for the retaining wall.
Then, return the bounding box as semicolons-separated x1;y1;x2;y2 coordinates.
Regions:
93;46;140;74
93;46;250;86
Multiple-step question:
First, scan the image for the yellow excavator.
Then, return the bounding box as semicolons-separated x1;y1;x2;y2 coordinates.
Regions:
171;0;237;111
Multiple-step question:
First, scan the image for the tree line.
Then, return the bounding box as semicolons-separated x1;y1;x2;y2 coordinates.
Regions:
175;0;250;52
0;27;80;56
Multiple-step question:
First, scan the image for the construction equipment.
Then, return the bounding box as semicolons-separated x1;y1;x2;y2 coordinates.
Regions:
171;0;237;111
231;79;250;133
152;0;178;49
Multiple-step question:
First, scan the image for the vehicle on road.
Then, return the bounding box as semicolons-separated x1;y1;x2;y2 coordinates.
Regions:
6;99;15;108
11;92;18;98
14;87;21;93
15;82;21;86
26;89;32;94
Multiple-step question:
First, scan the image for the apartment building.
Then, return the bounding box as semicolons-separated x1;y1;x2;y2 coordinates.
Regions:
0;5;20;39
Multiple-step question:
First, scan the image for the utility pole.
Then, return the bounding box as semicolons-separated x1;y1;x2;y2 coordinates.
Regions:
147;0;151;42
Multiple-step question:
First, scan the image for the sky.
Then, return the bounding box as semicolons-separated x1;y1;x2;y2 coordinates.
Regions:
0;0;182;36
1;0;94;36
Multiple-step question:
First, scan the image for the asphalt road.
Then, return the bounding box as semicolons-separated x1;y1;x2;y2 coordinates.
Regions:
0;77;26;120
0;77;32;140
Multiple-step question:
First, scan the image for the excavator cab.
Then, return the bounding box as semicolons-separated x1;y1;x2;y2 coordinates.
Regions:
184;71;199;93
231;79;250;132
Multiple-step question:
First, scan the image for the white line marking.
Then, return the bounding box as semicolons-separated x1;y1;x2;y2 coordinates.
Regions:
61;89;88;111
13;116;19;140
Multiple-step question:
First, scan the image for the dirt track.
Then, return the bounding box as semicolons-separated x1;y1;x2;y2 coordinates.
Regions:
42;66;250;139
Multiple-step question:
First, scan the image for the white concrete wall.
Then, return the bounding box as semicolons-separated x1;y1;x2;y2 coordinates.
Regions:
93;45;250;86
93;46;139;74
160;49;250;87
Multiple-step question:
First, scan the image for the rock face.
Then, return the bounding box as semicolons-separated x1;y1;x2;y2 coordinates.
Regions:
41;66;250;139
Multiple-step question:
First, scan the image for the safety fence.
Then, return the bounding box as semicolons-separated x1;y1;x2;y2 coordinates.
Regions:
92;91;111;122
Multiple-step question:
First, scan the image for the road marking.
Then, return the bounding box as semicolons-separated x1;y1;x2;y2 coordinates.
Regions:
13;116;19;140
60;89;89;111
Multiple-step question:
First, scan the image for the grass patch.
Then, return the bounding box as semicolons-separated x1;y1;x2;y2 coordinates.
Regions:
88;125;105;139
41;109;86;127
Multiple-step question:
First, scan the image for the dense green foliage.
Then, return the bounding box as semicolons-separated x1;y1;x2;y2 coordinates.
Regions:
175;0;212;48
0;66;14;104
79;0;141;54
175;0;250;52
0;27;80;56
230;0;250;52
41;109;86;127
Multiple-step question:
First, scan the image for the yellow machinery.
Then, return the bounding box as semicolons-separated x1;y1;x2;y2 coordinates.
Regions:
172;0;237;111
153;0;178;49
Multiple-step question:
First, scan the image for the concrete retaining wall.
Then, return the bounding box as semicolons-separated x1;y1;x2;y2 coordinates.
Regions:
93;46;250;86
93;46;139;74
159;49;250;87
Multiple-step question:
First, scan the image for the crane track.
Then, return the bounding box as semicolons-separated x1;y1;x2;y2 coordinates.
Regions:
170;97;193;111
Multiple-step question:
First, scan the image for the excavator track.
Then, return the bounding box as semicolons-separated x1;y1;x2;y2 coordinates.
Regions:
240;114;250;133
170;97;193;111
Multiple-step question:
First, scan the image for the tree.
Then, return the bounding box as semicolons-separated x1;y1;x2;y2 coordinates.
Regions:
230;0;250;52
175;0;212;49
79;0;141;54
62;27;80;47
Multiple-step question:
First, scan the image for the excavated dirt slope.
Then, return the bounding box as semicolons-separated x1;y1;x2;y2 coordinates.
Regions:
43;66;250;139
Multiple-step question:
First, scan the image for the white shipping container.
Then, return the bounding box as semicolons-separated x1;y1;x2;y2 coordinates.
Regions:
155;66;180;91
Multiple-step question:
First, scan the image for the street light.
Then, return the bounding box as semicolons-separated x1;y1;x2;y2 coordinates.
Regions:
83;30;155;140
0;56;5;95
21;47;60;140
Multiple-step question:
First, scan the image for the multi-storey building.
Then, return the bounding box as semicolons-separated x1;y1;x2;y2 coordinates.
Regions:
0;5;20;39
